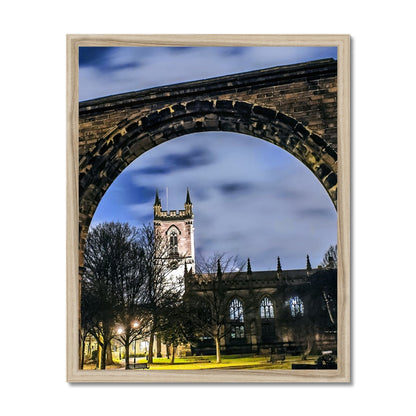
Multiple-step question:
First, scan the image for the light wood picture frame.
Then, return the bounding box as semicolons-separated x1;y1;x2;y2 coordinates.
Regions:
67;34;350;383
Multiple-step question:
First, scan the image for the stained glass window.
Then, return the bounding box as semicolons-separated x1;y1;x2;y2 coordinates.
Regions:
289;296;304;317
260;297;274;319
229;298;244;322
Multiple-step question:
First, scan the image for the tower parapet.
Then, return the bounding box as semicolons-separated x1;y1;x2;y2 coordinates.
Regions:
153;188;193;221
154;209;193;220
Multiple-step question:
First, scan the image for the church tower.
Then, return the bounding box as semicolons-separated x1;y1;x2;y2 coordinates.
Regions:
153;188;195;289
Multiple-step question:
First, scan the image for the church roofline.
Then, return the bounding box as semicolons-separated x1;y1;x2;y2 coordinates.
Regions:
190;267;334;280
187;267;336;289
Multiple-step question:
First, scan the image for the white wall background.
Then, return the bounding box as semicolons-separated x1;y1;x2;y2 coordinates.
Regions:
1;1;414;414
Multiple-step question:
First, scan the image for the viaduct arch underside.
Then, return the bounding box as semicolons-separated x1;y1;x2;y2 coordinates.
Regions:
79;58;338;254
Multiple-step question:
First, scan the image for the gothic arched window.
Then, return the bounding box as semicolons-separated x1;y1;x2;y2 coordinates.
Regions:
289;296;304;317
229;298;244;322
260;297;274;319
229;298;244;340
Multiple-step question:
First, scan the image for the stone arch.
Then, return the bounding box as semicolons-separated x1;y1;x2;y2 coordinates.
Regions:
79;99;337;252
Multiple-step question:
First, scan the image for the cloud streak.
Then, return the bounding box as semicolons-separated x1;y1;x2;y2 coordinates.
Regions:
79;46;337;101
92;132;337;270
132;146;215;177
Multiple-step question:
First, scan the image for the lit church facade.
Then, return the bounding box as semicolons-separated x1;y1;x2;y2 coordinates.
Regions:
154;189;337;357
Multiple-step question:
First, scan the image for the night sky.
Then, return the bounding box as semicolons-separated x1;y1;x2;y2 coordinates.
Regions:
80;46;338;271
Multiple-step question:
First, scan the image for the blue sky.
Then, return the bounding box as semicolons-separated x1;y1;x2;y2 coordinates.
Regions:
80;46;337;270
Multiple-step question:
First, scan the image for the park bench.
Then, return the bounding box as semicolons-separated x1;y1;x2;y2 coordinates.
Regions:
126;362;148;369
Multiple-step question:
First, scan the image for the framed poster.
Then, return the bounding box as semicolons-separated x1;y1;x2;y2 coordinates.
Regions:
67;34;350;383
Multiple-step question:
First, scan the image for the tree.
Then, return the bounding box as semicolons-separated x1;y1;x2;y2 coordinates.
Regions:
320;244;337;268
319;245;338;327
114;317;148;369
80;284;97;369
159;302;190;364
81;222;148;369
137;224;184;364
311;268;337;328
288;267;337;358
187;253;246;363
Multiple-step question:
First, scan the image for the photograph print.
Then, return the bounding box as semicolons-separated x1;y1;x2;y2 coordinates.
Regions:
68;35;350;382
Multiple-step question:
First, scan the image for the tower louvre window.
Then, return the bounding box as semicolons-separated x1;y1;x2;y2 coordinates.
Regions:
169;231;179;257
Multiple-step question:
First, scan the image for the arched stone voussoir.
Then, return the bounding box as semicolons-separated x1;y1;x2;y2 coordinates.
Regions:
79;100;337;228
78;59;339;256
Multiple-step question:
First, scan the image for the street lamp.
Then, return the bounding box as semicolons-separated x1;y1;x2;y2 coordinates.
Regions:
132;322;139;366
116;327;125;367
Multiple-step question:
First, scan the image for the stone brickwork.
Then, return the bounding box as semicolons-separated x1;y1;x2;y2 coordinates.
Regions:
78;58;338;257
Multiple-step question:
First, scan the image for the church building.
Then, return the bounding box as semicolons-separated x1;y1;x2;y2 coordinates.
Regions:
153;189;337;357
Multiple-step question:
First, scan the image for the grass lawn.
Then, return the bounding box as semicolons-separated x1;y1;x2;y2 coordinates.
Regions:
144;354;319;370
81;354;321;370
82;362;124;370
